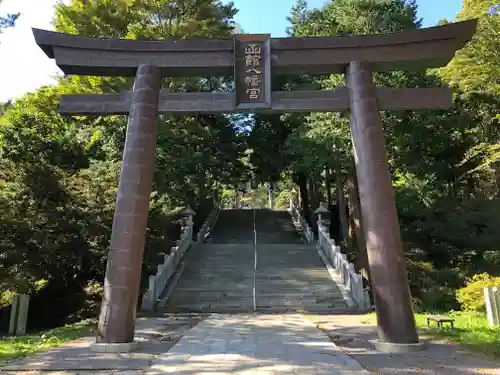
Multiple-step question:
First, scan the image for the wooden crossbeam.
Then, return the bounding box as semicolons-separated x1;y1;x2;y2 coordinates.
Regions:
60;87;452;115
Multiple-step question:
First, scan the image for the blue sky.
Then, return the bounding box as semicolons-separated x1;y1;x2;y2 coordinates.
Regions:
0;0;462;102
233;0;463;36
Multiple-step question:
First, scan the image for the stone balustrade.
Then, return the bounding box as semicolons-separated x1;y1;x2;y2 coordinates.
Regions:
288;200;370;310
196;208;220;243
289;202;314;244
141;206;220;311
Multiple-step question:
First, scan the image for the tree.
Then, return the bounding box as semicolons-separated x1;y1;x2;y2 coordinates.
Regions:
0;0;19;32
439;0;500;97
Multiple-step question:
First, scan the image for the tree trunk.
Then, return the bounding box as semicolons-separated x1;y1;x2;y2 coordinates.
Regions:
336;174;349;245
197;172;207;208
325;167;332;207
309;176;319;231
347;169;371;285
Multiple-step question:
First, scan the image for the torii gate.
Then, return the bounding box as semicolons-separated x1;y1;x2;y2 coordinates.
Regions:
33;19;477;351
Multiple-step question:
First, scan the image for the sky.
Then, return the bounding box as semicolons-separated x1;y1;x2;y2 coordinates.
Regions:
0;0;463;102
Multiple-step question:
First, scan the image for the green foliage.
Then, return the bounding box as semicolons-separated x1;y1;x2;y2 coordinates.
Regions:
0;290;15;308
79;281;104;317
396;177;500;274
275;189;291;209
406;259;462;312
440;0;500;97
242;185;268;209
456;273;500;312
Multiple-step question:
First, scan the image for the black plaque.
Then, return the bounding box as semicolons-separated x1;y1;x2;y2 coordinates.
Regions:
234;34;271;109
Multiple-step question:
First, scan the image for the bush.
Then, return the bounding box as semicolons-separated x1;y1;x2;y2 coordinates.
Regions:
80;281;103;317
275;189;291;209
0;290;15;308
419;287;459;311
406;259;462;311
456;273;500;312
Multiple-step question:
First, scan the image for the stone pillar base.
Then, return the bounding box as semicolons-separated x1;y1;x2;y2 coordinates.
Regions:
90;341;140;353
372;340;427;353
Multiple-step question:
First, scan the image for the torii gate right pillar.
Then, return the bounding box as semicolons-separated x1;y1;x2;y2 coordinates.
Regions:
347;61;419;345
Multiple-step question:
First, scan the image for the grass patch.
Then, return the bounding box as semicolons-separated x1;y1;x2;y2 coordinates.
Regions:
0;319;96;364
362;311;500;358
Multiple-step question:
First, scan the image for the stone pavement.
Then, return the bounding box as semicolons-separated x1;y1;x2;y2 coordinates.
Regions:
308;314;500;375
0;314;206;374
3;313;497;375
0;314;369;375
147;314;369;374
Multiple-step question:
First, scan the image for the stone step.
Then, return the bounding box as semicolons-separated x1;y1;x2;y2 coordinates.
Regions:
165;304;350;314
255;307;351;313
169;300;254;306
165;305;255;313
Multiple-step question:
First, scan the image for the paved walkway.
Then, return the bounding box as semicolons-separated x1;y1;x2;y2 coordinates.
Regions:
2;314;498;375
147;314;368;374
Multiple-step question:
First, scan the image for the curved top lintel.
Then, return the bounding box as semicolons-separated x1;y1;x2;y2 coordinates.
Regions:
32;29;234;58
33;19;477;56
32;19;478;77
270;19;477;51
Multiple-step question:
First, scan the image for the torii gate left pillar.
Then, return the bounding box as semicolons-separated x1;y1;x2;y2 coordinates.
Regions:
98;65;161;343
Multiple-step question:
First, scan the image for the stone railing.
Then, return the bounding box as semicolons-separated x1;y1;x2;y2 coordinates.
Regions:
141;206;220;311
196;208;220;243
288;200;369;310
317;223;370;309
289;200;314;244
485;286;500;326
141;223;193;311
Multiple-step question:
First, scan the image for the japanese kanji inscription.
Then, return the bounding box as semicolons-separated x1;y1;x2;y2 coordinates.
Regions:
234;34;271;109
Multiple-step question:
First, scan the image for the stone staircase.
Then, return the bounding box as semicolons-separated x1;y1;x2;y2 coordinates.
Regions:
255;244;347;312
160;209;348;313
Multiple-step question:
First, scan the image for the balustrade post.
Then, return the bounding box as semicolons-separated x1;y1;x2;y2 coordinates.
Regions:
289;188;296;211
181;206;196;242
9;294;30;336
485;287;500;327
